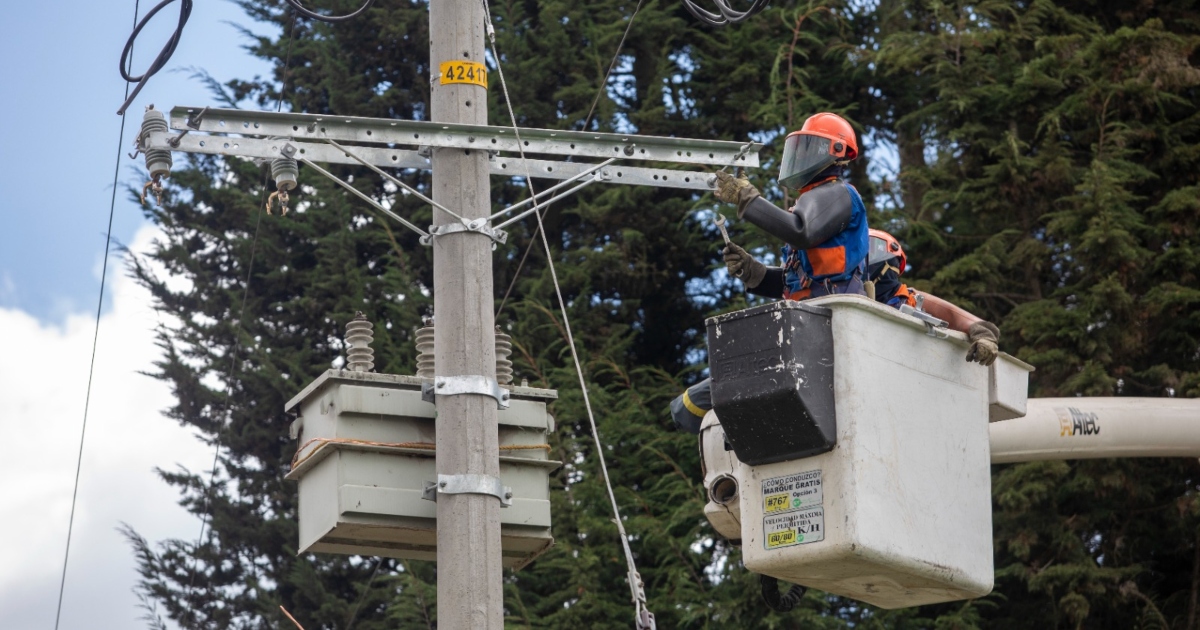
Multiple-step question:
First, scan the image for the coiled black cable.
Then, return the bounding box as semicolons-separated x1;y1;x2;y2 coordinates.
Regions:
116;0;374;115
760;574;807;612
284;0;376;23
117;0;193;115
682;0;770;26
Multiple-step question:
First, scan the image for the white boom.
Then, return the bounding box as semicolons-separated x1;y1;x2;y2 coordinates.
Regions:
990;397;1200;464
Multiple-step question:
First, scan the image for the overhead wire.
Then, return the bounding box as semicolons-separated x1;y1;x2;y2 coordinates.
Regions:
495;0;645;318
284;0;375;23
117;0;193;115
55;5;143;628
480;2;655;627
114;0;377;115
183;10;300;606
681;0;771;26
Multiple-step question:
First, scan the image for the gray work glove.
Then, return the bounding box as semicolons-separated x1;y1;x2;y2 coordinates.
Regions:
714;170;761;218
966;321;1000;366
723;242;767;288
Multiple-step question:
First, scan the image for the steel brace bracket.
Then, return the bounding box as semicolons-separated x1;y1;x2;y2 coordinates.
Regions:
422;474;514;507
419;219;508;247
900;294;950;338
421;375;511;409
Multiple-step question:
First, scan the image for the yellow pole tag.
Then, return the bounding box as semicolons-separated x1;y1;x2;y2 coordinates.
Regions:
439;61;488;88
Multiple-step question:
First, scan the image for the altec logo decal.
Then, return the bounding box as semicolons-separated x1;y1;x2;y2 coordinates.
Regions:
1055;407;1100;436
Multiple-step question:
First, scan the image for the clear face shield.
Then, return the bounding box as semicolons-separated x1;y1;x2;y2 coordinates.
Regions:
868;236;894;267
778;133;839;190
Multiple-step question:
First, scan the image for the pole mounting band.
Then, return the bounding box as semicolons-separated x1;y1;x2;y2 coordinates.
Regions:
421;375;511;409
422;474;513;507
419;220;508;247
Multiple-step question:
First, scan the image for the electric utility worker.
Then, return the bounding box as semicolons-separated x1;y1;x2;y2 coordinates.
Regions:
671;112;869;433
866;228;1001;366
715;113;869;301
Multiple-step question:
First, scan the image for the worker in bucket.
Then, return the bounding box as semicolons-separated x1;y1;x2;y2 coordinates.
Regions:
865;228;1001;367
671;113;870;433
671;231;1003;432
714;112;870;302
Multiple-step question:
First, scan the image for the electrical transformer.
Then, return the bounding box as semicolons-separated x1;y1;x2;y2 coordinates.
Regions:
700;296;1032;609
285;369;560;569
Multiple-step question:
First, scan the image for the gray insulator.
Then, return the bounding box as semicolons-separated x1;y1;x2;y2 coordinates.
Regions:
414;320;514;384
415;324;436;379
345;312;375;372
141;106;172;179
495;327;513;385
271;156;299;192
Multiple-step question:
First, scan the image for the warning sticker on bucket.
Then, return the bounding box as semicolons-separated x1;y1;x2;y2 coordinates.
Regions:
761;469;822;514
764;507;824;549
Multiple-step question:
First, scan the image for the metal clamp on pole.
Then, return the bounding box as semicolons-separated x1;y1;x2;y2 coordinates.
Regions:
419;219;509;247
421;375;511;409
422;474;514;507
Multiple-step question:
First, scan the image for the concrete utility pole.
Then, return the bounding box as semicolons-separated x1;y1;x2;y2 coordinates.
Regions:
429;0;503;627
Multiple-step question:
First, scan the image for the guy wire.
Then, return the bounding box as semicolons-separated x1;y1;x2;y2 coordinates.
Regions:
483;1;654;624
54;3;142;628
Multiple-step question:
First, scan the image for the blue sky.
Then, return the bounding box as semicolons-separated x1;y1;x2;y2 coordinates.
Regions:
0;2;274;629
0;0;273;323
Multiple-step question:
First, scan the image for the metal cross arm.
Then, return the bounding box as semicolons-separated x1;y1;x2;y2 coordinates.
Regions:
167;106;761;168
145;129;732;192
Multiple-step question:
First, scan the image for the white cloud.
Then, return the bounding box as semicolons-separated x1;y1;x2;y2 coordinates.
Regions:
0;226;212;630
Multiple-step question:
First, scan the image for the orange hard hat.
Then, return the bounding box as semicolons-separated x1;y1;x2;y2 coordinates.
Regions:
868;228;906;274
778;113;859;189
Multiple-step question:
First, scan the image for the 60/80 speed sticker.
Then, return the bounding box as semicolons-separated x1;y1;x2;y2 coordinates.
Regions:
764;507;825;548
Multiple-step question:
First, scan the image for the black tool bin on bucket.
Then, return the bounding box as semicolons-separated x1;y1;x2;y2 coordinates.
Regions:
705;301;837;465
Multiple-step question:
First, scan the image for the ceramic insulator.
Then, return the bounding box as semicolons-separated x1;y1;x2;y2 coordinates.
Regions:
495;327;513;385
415;318;436;379
414;320;514;384
271;155;299;192
344;312;375;372
141;106;172;179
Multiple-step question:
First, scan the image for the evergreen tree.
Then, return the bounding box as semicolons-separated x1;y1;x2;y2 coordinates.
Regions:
126;0;1200;628
874;1;1200;627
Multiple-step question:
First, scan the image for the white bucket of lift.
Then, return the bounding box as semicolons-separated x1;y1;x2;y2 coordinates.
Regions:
704;295;1031;609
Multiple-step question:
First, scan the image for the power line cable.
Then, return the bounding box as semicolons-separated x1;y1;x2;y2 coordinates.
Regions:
54;4;143;628
681;0;770;26
494;1;644;318
581;0;645;132
183;10;299;606
345;558;383;629
284;0;375;23
481;3;655;627
54;3;142;624
117;0;193;115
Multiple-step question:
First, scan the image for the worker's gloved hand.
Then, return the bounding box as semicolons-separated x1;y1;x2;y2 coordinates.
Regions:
714;170;760;217
966;321;1000;366
723;242;767;288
